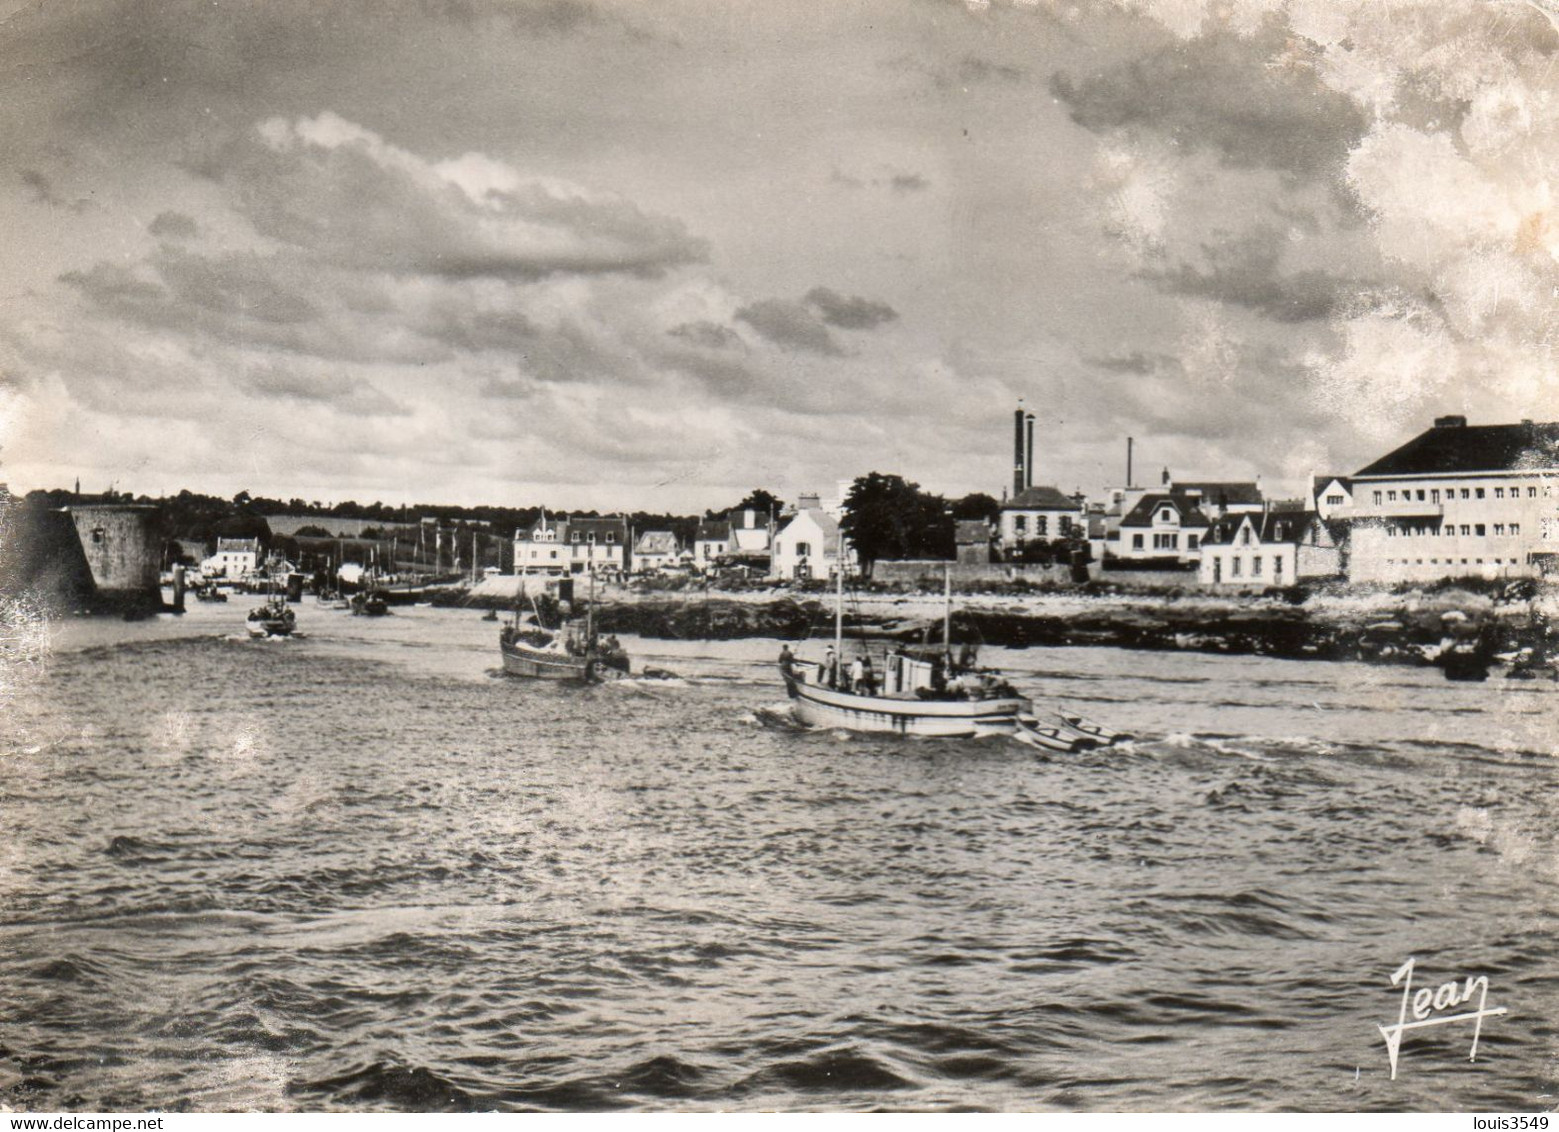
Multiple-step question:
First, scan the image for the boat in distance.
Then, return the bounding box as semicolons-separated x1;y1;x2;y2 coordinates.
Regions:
245;594;296;638
499;622;630;682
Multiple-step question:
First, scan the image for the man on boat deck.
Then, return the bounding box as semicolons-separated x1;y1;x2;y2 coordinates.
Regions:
848;656;865;693
859;656;876;696
778;644;795;674
823;646;837;689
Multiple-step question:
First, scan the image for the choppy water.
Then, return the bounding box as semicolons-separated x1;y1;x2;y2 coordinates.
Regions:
1;600;1556;1112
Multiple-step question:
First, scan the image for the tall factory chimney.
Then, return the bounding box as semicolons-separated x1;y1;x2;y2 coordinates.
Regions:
1126;437;1134;489
1013;407;1026;496
1024;413;1035;491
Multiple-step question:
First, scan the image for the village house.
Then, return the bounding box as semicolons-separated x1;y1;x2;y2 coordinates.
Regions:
513;514;629;575
998;486;1083;557
955;519;994;565
632;530;683;573
201;537;260;579
1346;416;1559;583
1312;476;1354;521
1198;511;1343;587
772;500;850;580
693;518;731;568
1108;492;1210;564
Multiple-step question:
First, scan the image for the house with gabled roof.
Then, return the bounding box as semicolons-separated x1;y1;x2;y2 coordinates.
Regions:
1108;492;1210;564
514;513;629;575
1312;475;1354;521
693;519;731;568
632;530;684;573
1198;511;1342;587
1347;415;1559;583
772;505;851;580
202;537;260;579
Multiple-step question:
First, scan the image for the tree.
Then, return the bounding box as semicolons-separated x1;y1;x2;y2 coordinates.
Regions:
951;492;1000;522
839;473;952;575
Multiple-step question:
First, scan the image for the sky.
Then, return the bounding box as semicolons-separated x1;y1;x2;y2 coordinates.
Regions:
0;0;1556;513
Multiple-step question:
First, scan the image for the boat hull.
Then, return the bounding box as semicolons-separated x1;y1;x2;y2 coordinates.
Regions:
783;671;1030;737
499;638;629;682
246;617;293;638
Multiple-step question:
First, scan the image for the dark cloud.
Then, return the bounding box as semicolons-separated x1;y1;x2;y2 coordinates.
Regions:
1088;350;1177;374
236;365;408;416
148;211;200;241
883;52;1029;90
957;55;1027;85
1050;26;1367;177
803;287;898;330
220;118;709;281
734;299;841;355
1143;226;1355;323
667;320;742;349
20;170;91;213
890;172;929;193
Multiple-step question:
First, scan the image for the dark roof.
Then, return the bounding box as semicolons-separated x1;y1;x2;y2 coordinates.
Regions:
954;520;991;544
1354;420;1559;477
726;509;770;529
1171;481;1263;507
1002;485;1077;510
1202;511;1319;547
696;519;731;541
1312;475;1353;495
1120;493;1210;529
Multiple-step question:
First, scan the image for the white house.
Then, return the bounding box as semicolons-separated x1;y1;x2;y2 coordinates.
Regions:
998;485;1082;556
513;514;629;575
201;537;259;579
1198;511;1342;587
772;507;850;580
1108;493;1210;564
693;518;730;567
1347;416;1559;583
1312;476;1354;521
632;530;683;573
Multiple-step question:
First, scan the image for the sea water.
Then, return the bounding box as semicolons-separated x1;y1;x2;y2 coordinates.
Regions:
0;601;1555;1111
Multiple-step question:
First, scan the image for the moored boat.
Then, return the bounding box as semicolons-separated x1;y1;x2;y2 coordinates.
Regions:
498;573;628;682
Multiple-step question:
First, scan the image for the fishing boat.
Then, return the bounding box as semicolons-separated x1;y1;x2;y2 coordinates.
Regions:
498;573;629;682
245;558;298;637
351;589;391;616
780;568;1127;751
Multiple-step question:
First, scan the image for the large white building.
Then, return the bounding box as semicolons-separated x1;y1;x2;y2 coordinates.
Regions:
513;514;630;575
201;537;259;579
1347;416;1559;583
772;505;850;580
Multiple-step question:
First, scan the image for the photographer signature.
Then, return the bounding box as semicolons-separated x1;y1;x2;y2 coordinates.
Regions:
1378;956;1507;1079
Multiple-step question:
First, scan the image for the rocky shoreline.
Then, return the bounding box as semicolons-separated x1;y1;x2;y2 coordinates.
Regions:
441;583;1555;669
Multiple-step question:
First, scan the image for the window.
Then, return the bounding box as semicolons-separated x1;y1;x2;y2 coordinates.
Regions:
1187;534;1199;550
1253;556;1263;576
1159;508;1174;523
1387;490;1397;502
1327;494;1344;505
1373;491;1383;505
1240;527;1252;546
1059;516;1072;535
1460;525;1471;536
1153;533;1178;550
1529;486;1538;498
606;532;615;543
1417;489;1426;501
796;541;812;557
1232;557;1242;577
1431;489;1440;503
1475;524;1486;537
1272;558;1282;581
1036;516;1049;537
1511;523;1520;535
549;550;558;560
1462;489;1471;500
1014;516;1026;533
1495;524;1505;536
1476;487;1485;499
1495;487;1504;499
1132;534;1144;551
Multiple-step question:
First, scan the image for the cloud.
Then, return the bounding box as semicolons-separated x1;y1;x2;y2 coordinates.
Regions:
148;211;199;241
667;320;742;349
20;170;91;213
1144;225;1354;322
890;173;930;193
803;287;899;330
1050;26;1367;178
219;112;709;281
734;298;842;355
236;364;409;417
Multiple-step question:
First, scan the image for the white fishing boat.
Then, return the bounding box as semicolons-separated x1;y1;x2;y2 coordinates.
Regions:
780;567;1127;752
245;565;297;638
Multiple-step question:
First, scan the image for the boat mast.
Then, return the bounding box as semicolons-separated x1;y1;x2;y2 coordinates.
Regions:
944;564;952;655
587;567;595;644
834;559;843;656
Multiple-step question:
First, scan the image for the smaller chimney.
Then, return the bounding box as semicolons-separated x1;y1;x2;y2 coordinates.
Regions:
1433;414;1468;429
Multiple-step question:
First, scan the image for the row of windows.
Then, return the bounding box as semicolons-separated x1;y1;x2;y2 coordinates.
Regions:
1385;523;1521;538
1222;555;1284;580
1012;515;1073;536
1129;533;1200;551
1372;484;1548;505
1383;558;1522;567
